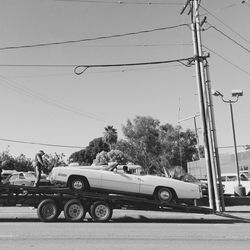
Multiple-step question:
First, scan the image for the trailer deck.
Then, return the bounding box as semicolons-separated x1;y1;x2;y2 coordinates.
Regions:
0;184;215;222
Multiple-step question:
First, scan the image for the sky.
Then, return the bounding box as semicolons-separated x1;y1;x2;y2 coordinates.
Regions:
0;0;249;161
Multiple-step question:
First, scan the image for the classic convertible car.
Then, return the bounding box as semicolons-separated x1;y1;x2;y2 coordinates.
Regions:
49;164;203;203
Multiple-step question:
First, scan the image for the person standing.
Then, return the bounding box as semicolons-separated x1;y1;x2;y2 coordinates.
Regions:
0;161;2;184
34;150;45;187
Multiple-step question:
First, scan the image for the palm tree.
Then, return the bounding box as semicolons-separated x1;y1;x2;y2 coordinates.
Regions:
103;126;118;150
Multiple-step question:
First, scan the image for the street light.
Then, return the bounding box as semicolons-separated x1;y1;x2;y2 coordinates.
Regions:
212;89;246;196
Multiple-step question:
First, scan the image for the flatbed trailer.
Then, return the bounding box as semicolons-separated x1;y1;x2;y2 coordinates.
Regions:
0;184;214;222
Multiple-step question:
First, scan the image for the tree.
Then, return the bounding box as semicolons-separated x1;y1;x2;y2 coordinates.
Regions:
69;137;109;165
117;116;163;172
43;153;66;173
103;125;118;150
107;150;128;164
115;116;199;172
0;148;33;172
93;150;128;165
92;151;110;165
69;149;88;165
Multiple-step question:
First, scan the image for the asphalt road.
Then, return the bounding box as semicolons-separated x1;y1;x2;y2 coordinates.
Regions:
1;207;250;250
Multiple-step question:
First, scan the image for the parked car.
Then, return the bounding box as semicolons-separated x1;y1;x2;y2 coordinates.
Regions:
221;173;250;196
3;172;36;186
178;174;209;196
49;164;203;203
1;170;17;181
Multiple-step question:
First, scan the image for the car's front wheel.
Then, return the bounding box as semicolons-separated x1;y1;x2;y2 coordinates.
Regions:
155;187;174;204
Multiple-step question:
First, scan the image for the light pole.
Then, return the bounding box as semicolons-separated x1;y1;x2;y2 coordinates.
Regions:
212;89;245;196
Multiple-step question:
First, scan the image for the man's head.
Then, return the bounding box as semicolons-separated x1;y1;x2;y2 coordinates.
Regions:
39;150;45;155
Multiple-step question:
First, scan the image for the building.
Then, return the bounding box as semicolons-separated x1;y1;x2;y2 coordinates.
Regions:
187;150;250;179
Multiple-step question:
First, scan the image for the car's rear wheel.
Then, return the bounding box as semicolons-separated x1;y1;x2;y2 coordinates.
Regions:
90;201;113;222
37;199;59;222
69;177;89;192
64;199;86;222
155;187;174;204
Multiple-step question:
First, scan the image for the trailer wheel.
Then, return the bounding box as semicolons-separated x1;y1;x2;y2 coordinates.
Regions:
69;177;88;192
90;201;113;222
37;199;58;222
155;187;174;204
64;199;86;222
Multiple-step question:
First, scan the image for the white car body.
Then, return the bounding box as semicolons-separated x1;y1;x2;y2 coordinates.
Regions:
5;172;35;186
49;166;202;200
221;173;250;195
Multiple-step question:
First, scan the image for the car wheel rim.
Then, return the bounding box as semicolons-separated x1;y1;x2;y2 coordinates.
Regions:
95;205;109;219
159;190;171;201
68;204;82;218
73;180;84;190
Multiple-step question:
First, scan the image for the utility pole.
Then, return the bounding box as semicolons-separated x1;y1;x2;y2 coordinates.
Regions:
204;61;225;211
181;0;222;211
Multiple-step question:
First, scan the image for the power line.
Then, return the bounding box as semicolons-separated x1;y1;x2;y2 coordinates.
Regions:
205;24;250;53
63;43;193;48
73;57;194;74
0;57;194;71
203;44;250;76
0;24;189;51
0;74;112;123
55;0;182;6
0;138;85;149
10;64;183;79
201;5;250;45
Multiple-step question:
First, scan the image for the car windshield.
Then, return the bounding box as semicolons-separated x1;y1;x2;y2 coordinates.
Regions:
23;173;35;179
181;174;199;183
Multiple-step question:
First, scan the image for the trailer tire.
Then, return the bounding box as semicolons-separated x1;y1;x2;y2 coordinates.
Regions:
64;199;86;222
68;176;89;192
155;187;174;204
37;199;59;222
90;201;113;222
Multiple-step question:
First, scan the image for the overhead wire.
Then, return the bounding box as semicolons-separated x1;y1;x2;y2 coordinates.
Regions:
203;44;250;76
204;24;250;53
0;74;112;123
0;138;85;149
63;43;193;48
206;1;249;12
55;0;182;6
73;57;194;75
0;57;194;71
10;63;184;79
200;5;250;44
0;24;189;51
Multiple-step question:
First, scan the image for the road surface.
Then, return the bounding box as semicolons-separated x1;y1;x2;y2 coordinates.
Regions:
0;207;250;250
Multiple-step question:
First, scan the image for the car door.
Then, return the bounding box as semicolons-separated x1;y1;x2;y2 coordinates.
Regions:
100;170;140;194
15;173;28;186
9;174;20;185
222;175;237;195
